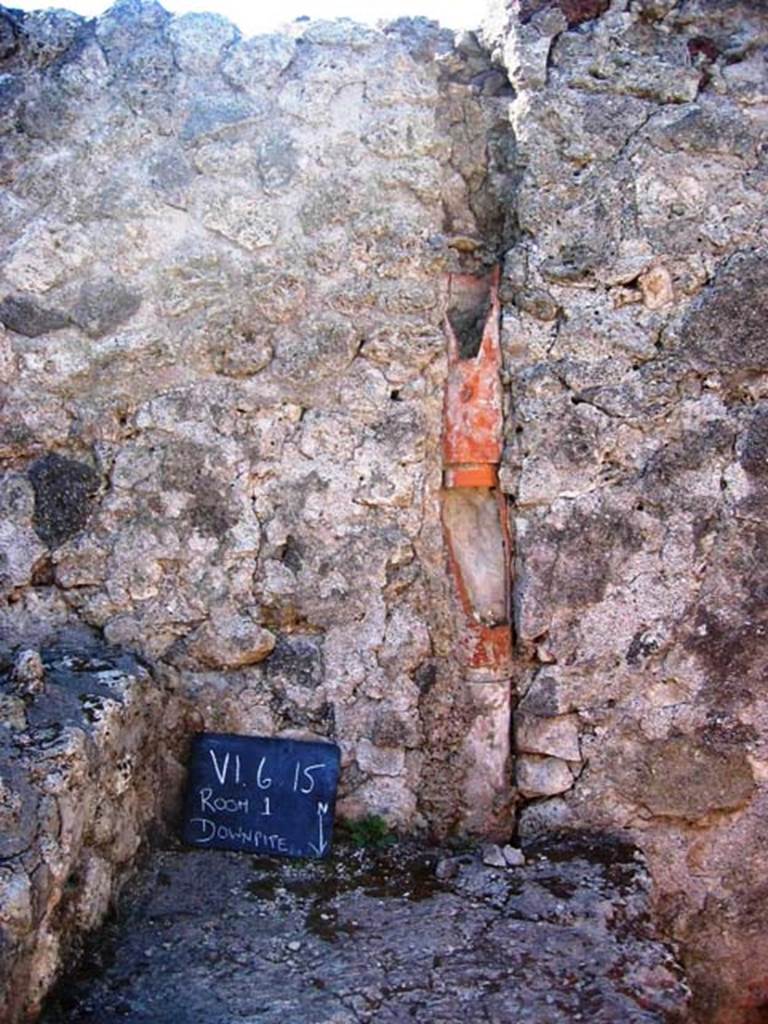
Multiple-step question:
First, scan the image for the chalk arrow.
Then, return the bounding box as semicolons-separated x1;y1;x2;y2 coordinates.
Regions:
308;802;329;857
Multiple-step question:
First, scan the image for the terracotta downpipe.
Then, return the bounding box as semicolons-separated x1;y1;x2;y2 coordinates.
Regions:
442;267;512;676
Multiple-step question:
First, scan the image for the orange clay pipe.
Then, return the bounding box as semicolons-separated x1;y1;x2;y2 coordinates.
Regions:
442;267;513;674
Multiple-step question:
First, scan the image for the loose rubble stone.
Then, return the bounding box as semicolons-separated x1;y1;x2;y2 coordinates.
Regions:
502;844;525;867
482;842;508;867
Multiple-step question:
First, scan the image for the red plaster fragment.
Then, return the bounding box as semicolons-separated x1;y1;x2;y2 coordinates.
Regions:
518;0;610;27
465;624;513;674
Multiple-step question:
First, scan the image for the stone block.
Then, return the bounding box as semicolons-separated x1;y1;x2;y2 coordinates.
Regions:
27;454;100;549
516;755;574;799
71;278;142;339
356;739;406;778
168;12;239;74
611;734;756;822
515;711;581;761
0;296;70;337
186;611;276;670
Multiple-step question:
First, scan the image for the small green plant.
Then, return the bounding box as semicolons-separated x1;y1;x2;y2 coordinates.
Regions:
339;814;396;849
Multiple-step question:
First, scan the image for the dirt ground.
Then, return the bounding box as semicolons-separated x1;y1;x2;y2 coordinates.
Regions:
40;831;690;1023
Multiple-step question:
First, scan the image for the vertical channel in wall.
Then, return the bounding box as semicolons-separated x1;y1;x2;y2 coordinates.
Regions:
441;268;515;835
421;34;518;837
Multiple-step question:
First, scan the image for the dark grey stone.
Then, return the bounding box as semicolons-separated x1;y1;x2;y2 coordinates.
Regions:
180;96;254;144
265;634;324;689
470;68;512;96
513;286;560;322
186;477;238;538
610;731;756;821
383;17;454;63
27;453;101;548
0;295;70;337
95;0;170;63
541;507;641;608
71;278;142;339
649;104;755;160
519;673;559;716
0;11;20;62
18;90;72;141
119;40;175;90
0;729;39;860
19;10;84;68
740;404;768;477
540;243;601;284
678;250;768;373
370;709;409;746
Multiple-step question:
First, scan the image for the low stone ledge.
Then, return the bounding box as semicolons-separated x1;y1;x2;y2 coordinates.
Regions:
0;646;189;1024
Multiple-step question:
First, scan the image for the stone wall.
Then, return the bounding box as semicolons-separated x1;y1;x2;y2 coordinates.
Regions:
0;0;516;840
482;1;768;1020
0;0;767;1019
0;7;519;1015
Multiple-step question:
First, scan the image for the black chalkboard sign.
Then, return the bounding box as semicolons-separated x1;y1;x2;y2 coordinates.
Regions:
182;733;341;859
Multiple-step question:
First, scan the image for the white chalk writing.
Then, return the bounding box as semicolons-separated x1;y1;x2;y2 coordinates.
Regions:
297;763;325;795
199;788;249;815
185;740;337;860
308;800;328;856
189;817;289;852
209;749;241;785
256;756;272;790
